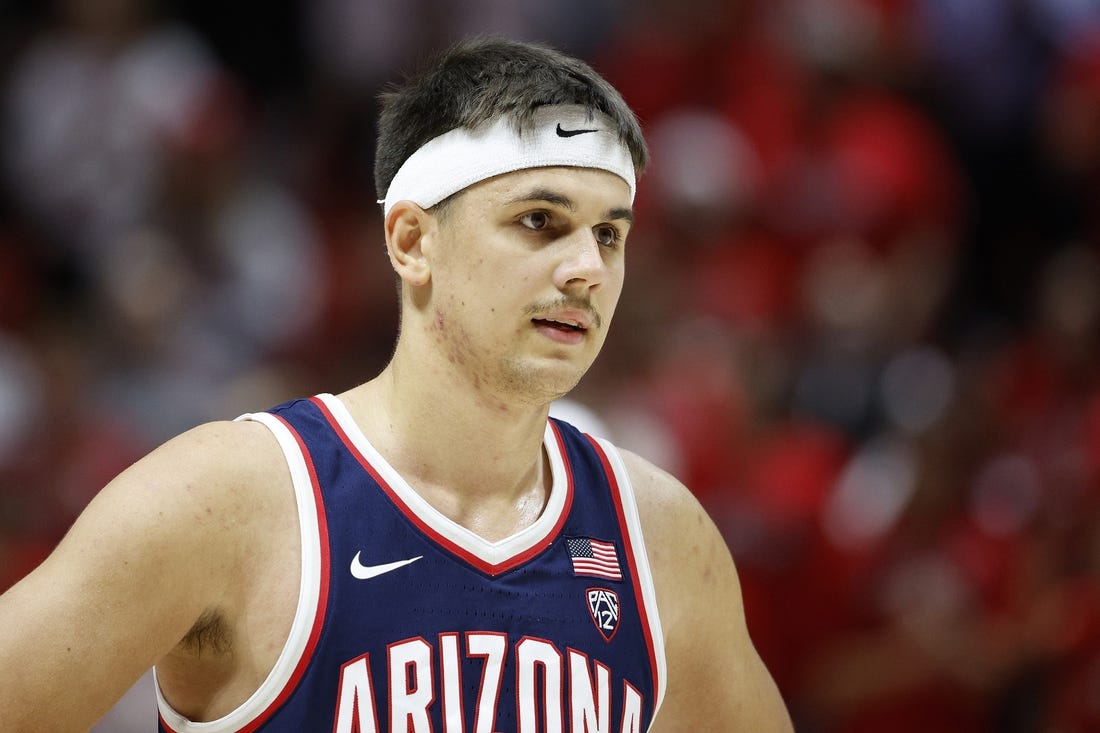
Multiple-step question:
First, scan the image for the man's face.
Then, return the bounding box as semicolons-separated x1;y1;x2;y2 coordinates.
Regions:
421;166;633;406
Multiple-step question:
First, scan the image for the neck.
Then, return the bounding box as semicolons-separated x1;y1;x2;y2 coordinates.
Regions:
337;343;554;536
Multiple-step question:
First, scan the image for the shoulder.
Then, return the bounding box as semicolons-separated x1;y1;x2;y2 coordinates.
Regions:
64;415;297;653
613;448;729;625
47;415;298;632
611;446;795;732
77;417;290;592
130;417;297;580
100;417;289;543
614;447;716;564
0;417;295;729
134;417;286;503
614;447;697;520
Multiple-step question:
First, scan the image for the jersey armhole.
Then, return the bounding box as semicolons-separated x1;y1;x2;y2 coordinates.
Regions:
154;412;326;733
590;436;668;721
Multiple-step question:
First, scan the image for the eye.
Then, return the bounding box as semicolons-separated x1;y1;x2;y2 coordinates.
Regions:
519;211;552;231
594;224;622;248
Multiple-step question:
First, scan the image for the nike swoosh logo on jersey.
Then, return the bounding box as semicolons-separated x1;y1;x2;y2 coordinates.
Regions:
556;123;599;137
350;552;423;580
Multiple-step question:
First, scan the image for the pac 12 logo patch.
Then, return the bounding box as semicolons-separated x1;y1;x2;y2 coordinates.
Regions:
586;587;620;642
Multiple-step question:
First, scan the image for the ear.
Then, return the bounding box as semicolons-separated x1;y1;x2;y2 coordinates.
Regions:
384;201;434;287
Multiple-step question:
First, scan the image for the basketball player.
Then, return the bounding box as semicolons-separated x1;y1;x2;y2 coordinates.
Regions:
0;38;793;732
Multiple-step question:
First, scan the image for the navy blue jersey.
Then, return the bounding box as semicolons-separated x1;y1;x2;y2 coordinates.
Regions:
156;393;666;732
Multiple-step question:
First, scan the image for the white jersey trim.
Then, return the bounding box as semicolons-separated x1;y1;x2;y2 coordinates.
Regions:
154;411;324;732
316;392;569;567
592;436;668;721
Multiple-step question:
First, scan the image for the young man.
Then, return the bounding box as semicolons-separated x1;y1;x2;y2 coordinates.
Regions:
0;38;792;732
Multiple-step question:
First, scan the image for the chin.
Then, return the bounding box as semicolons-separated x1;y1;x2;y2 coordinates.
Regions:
498;359;588;406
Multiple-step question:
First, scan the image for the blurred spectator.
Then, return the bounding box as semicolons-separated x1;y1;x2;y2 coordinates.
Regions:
3;0;221;266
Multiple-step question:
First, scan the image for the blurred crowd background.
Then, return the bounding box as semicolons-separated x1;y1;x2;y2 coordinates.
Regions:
1;0;1099;730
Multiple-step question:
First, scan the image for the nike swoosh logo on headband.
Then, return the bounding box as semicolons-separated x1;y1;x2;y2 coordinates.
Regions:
556;123;599;138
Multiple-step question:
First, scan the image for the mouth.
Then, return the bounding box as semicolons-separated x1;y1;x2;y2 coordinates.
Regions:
530;314;592;345
526;301;599;346
531;317;588;333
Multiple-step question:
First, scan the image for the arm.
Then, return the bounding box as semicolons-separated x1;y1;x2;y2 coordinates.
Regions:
622;450;794;732
0;419;279;732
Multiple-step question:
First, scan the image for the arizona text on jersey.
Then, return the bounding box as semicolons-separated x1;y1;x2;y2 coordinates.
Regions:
333;631;648;732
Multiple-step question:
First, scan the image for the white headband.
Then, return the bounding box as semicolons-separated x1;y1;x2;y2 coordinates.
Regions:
381;104;636;216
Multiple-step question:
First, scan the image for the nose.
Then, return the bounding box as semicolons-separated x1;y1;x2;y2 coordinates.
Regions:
554;230;606;293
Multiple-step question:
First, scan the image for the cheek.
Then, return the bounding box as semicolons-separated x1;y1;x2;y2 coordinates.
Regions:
429;301;481;369
601;265;626;310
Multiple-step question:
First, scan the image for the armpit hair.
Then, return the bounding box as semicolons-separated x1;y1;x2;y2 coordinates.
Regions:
179;609;233;655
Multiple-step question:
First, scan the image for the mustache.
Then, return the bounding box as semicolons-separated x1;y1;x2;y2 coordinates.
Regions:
524;296;602;329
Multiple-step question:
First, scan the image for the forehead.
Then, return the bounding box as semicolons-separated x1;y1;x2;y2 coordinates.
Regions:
460;166;633;212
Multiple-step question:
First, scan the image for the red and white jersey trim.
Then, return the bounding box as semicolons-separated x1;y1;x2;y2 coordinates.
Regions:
154;410;327;733
315;392;572;573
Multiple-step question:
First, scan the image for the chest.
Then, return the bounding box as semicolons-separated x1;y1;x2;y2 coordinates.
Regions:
280;414;659;731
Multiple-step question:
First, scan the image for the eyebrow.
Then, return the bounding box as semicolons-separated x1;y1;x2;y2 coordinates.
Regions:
504;187;634;225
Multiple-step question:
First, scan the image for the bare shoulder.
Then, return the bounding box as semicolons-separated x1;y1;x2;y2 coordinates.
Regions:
615;449;731;628
121;417;287;519
615;448;794;732
617;450;727;581
616;448;708;542
0;417;290;731
93;417;290;556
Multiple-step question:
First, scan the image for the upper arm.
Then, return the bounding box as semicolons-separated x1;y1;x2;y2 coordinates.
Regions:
0;419;279;732
622;450;794;733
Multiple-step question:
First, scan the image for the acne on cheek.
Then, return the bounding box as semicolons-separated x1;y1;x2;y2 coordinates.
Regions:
432;305;475;368
431;309;452;351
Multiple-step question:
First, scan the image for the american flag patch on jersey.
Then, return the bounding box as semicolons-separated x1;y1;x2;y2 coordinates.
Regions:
566;537;623;581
